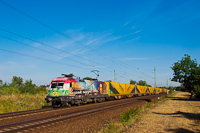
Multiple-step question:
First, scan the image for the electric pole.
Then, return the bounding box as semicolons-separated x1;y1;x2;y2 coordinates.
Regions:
114;69;116;82
154;67;156;87
167;78;168;88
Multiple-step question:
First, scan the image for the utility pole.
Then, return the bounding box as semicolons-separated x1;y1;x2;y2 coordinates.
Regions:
167;79;168;88
154;67;156;87
145;79;146;86
114;69;116;82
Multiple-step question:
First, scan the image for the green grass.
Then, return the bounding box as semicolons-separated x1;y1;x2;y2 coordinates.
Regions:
0;94;51;113
120;107;141;124
103;120;119;133
100;92;175;133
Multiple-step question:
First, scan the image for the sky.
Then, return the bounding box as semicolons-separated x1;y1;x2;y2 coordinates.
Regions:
0;0;200;87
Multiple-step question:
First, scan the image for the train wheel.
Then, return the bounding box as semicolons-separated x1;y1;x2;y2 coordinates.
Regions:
101;98;105;102
93;98;97;103
97;98;102;103
66;103;71;107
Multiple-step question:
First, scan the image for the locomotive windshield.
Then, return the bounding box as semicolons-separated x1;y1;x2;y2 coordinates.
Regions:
51;81;64;88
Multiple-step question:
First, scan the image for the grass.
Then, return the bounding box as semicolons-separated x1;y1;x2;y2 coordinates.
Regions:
99;94;170;133
0;94;51;113
126;91;200;132
120;107;141;124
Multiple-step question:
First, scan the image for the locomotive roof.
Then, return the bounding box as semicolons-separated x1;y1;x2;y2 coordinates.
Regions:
52;77;74;81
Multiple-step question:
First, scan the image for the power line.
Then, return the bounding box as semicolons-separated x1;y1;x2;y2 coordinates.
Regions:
0;48;86;69
0;27;105;68
0;34;95;67
0;28;140;80
0;27;142;79
0;0;153;77
0;0;154;80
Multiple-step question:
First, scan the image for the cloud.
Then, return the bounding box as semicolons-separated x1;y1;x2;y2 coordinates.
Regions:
134;30;142;34
121;22;130;27
131;26;135;29
7;61;17;65
119;57;152;61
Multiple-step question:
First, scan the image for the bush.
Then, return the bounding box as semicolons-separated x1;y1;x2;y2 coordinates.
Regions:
193;85;200;98
120;107;141;123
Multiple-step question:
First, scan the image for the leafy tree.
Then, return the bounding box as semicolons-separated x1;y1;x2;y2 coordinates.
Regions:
0;80;2;86
137;80;146;86
36;85;48;94
83;77;93;80
130;80;137;85
171;54;200;97
69;73;74;77
10;76;23;88
20;79;36;94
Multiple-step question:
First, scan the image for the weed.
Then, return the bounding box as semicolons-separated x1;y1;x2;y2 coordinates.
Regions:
120;107;141;124
145;102;153;108
14;100;28;107
104;120;118;133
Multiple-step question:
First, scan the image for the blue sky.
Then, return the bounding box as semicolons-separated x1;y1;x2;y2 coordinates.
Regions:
0;0;200;87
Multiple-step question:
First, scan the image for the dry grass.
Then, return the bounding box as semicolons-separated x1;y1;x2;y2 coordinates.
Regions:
0;94;51;113
127;91;200;133
98;92;200;133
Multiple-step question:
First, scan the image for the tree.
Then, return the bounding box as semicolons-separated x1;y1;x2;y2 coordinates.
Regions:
137;80;146;86
20;79;36;94
130;80;137;85
171;54;200;96
69;73;74;77
83;77;93;80
10;76;23;88
0;80;2;86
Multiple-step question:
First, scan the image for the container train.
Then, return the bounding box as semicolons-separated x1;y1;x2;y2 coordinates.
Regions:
45;74;168;107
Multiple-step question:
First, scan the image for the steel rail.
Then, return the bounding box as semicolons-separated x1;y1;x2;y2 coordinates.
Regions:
0;107;52;119
0;94;165;133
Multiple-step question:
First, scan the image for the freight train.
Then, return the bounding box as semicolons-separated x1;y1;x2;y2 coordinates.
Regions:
45;74;168;107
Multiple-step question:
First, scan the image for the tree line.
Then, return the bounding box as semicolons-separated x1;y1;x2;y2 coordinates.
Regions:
171;54;200;98
130;80;151;87
0;76;47;95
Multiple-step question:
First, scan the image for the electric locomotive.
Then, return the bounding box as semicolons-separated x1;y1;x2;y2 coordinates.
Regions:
45;74;108;107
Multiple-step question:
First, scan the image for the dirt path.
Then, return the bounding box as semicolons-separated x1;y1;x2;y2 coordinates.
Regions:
127;91;200;133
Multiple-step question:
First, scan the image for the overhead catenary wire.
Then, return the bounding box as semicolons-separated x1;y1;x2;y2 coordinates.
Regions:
0;47;121;80
0;0;155;83
0;48;86;69
0;27;141;79
0;28;106;68
0;34;101;68
0;0;154;79
0;28;139;80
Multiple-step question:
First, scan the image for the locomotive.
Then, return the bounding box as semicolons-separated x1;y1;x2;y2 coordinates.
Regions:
45;74;167;107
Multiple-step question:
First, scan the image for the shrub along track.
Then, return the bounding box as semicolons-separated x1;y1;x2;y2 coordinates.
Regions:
0;93;166;133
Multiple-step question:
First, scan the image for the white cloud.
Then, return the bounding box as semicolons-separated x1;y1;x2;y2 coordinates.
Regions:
7;61;17;65
119;57;149;61
121;22;130;27
131;26;135;29
134;30;142;34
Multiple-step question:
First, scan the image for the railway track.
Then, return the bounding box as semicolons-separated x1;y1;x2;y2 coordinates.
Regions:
0;93;166;133
0;107;52;120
